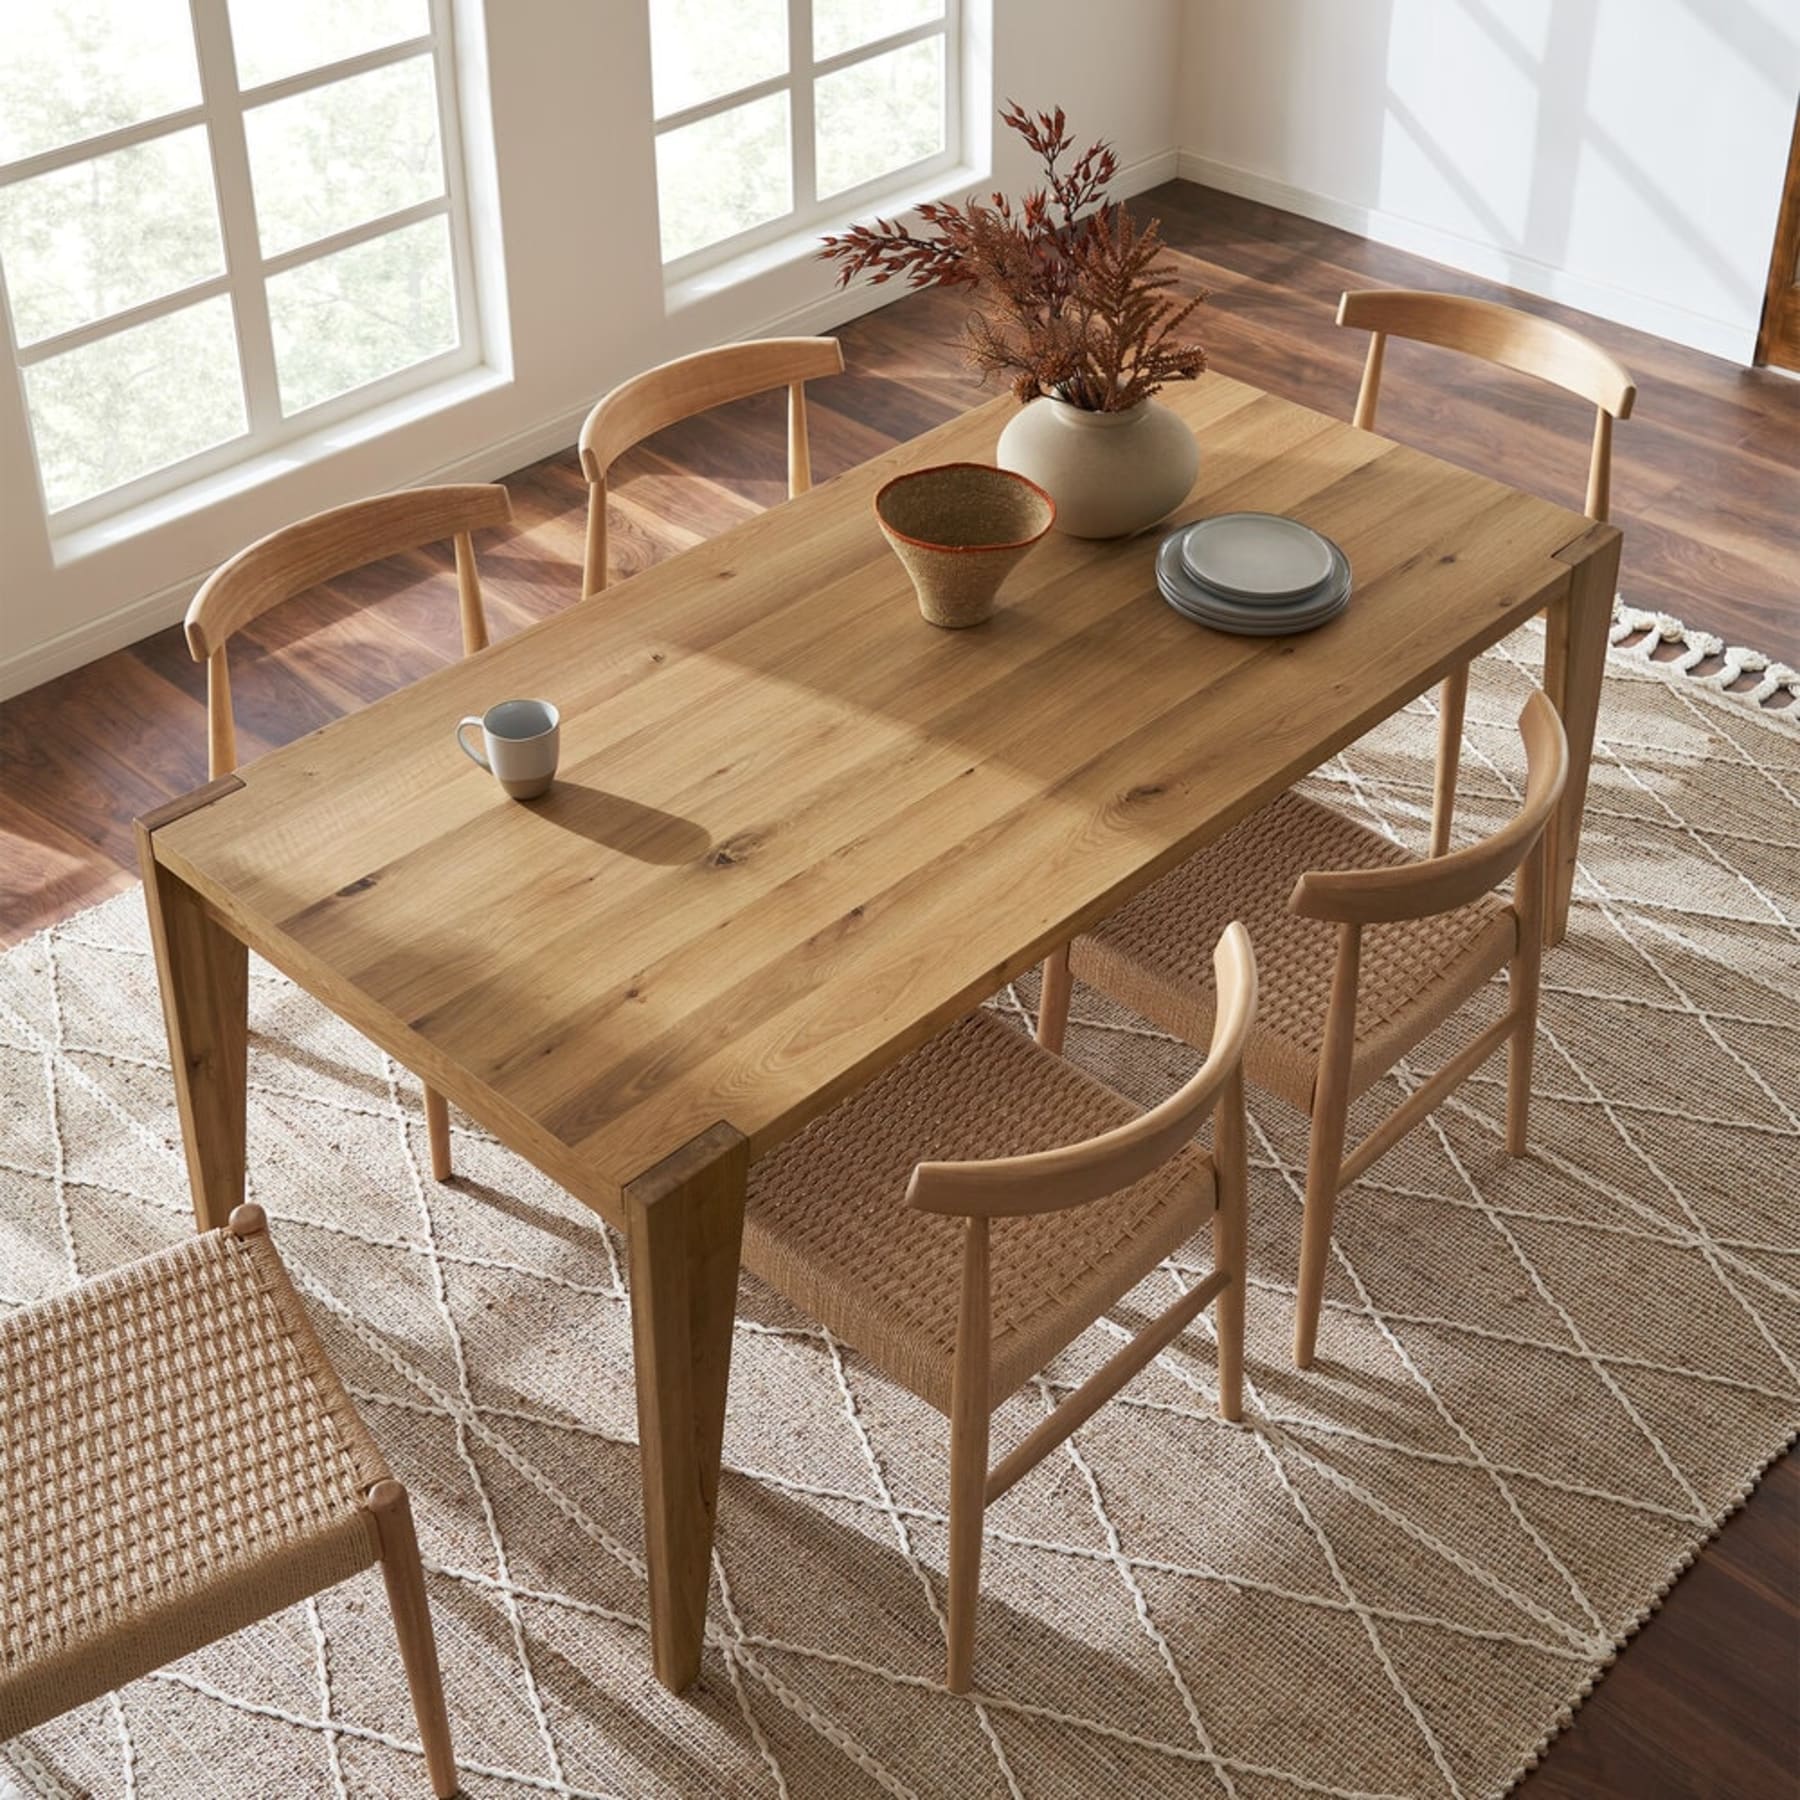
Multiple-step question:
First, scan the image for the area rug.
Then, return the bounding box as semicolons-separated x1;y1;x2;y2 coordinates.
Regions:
3;623;1796;1800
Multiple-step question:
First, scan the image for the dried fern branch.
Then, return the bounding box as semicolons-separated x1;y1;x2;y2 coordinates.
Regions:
819;104;1205;411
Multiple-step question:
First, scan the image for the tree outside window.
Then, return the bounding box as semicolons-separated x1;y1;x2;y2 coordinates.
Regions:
0;0;478;521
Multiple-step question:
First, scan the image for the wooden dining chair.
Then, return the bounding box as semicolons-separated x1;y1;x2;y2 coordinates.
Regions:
0;1205;457;1797
185;482;513;1181
577;336;845;596
1336;288;1632;855
744;923;1255;1692
1040;693;1566;1370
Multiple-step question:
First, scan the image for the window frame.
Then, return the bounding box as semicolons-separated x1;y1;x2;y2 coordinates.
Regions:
653;0;963;279
0;0;483;531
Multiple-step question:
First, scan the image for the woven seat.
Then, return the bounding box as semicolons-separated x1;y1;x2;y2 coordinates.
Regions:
0;1207;456;1795
743;925;1257;1694
1046;694;1568;1371
747;1010;1216;1414
1070;789;1518;1108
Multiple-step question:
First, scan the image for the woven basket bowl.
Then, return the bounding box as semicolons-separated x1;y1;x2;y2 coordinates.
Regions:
875;462;1057;628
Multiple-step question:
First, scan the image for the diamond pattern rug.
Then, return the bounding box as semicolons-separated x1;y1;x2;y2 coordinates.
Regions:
3;625;1796;1800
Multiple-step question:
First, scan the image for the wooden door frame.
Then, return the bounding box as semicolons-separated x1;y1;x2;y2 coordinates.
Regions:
1753;99;1800;371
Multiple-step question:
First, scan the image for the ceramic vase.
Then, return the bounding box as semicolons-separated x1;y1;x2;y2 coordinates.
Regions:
996;395;1199;539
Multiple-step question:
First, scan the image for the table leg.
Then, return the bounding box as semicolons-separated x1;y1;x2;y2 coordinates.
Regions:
1543;524;1623;947
623;1121;750;1692
137;800;249;1233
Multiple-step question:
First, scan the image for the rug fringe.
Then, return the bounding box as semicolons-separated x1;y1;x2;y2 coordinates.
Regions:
1610;598;1800;711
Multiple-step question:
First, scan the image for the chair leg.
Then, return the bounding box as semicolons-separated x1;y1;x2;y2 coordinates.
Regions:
1293;1117;1347;1371
1295;931;1359;1370
1035;943;1072;1053
367;1480;458;1799
1505;1011;1537;1157
1212;1067;1249;1422
425;1086;453;1181
945;1403;990;1694
581;477;609;599
1506;846;1548;1157
1430;664;1470;859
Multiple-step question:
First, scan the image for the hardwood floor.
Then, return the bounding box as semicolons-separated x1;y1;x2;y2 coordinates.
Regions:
2;180;1795;1795
1517;1454;1800;1800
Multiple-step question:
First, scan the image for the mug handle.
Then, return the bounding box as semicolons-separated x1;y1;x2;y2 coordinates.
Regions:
455;716;491;772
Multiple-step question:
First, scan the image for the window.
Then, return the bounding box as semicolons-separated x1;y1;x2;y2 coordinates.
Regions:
651;0;960;271
0;0;480;523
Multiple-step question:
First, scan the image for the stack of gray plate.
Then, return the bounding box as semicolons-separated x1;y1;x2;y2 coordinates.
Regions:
1156;512;1351;635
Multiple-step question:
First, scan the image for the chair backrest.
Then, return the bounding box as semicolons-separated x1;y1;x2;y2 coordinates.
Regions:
577;336;846;596
185;483;512;778
1290;690;1569;926
1337;289;1636;520
907;922;1258;1219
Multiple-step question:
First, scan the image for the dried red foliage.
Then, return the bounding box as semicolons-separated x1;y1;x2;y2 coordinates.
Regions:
819;104;1207;412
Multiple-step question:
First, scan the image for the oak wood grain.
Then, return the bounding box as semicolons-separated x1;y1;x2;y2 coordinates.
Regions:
1545;522;1624;943
579;338;844;594
144;374;1598;1215
622;1120;749;1691
186;486;513;660
136;781;249;1233
366;1478;460;1799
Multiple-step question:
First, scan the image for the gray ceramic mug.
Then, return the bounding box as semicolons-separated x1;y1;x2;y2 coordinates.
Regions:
456;698;560;800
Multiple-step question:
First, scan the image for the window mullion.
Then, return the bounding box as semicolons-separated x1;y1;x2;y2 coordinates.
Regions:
188;0;282;437
654;69;794;135
656;5;964;274
233;32;436;110
788;0;816;214
941;0;962;180
260;198;451;281
0;105;212;189
809;17;951;81
13;275;236;366
426;0;480;366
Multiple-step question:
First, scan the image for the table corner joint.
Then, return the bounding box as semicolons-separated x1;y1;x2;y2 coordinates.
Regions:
135;774;248;843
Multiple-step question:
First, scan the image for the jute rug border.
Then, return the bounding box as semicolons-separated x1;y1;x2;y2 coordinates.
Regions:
1501;604;1797;1789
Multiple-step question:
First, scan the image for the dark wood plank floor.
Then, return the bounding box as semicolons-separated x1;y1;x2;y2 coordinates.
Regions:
2;180;1795;1795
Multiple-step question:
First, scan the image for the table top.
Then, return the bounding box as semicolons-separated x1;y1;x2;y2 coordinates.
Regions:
149;373;1597;1214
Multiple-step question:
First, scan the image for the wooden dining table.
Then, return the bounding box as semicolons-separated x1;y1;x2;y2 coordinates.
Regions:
136;370;1619;1694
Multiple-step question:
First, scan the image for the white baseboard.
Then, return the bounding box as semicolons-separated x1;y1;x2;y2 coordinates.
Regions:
1;144;1187;702
1;580;211;701
1117;147;1184;197
1173;149;1760;366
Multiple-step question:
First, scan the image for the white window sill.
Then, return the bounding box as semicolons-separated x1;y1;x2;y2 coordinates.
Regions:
663;160;989;316
50;362;513;567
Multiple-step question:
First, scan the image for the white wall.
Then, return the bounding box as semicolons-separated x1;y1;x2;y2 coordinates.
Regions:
1175;0;1800;363
0;0;1182;697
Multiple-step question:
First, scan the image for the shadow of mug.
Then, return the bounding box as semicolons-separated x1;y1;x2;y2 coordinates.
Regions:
528;781;712;866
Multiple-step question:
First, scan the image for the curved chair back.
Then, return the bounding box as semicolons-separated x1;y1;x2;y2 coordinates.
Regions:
577;336;845;596
186;483;513;778
1291;691;1568;925
1337;289;1635;520
908;922;1257;1218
